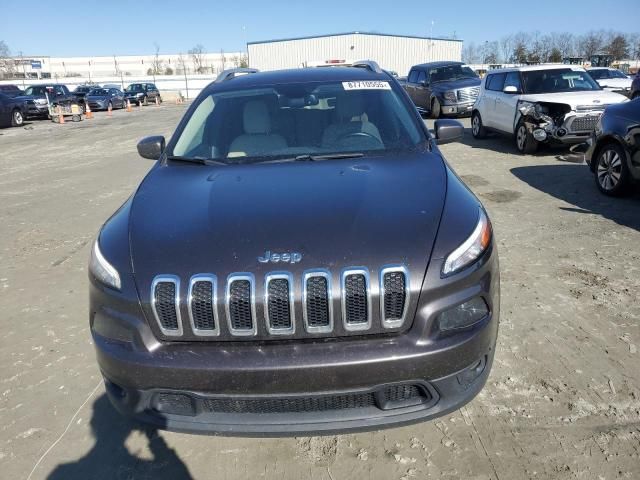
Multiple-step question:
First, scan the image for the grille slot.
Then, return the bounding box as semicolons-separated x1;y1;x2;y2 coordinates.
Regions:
380;267;409;328
342;270;370;331
304;272;332;333
188;276;218;336
151;277;182;336
265;274;294;334
226;276;255;335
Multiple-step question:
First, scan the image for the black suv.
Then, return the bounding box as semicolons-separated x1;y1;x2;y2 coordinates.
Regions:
90;63;500;435
124;83;162;106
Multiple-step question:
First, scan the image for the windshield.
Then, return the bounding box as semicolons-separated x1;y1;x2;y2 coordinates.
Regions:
74;86;92;93
24;86;51;96
588;69;607;80
89;88;108;95
171;80;425;163
609;69;628;79
429;64;478;83
522;69;601;94
126;84;143;92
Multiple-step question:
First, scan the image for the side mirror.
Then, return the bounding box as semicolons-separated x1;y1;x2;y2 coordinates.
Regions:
137;135;165;160
503;85;520;94
421;80;430;87
434;119;464;145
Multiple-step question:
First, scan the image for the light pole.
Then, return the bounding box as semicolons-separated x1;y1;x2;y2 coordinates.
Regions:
19;51;26;88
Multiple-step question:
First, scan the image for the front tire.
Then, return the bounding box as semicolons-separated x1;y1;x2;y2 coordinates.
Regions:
430;98;441;119
515;121;538;154
595;143;631;196
11;109;24;127
471;111;487;139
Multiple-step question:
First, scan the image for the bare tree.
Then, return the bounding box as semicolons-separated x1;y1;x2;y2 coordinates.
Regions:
188;44;206;73
607;35;629;60
579;31;604;58
499;35;514;63
512;32;530;64
0;40;15;79
176;53;188;75
462;42;482;64
555;32;575;59
150;42;163;75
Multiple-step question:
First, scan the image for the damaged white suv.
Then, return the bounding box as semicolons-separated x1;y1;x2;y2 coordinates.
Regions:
471;65;628;153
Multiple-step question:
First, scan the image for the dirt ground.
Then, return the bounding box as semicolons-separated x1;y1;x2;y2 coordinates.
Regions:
1;104;639;480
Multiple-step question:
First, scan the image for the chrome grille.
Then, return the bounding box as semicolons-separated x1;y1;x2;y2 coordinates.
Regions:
226;275;255;335
381;267;408;328
151;276;182;336
457;87;480;103
342;270;371;330
188;275;218;336
304;272;332;333
150;266;409;340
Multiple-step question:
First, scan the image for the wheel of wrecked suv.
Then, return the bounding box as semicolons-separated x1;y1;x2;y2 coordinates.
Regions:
595;143;631;196
430;98;441;119
471;111;487;139
515;121;538;154
11;109;24;127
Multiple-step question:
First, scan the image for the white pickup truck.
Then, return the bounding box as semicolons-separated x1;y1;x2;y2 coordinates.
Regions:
471;65;628;154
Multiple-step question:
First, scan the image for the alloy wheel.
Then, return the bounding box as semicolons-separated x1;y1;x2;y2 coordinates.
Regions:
13;110;23;126
597;148;622;191
472;116;480;136
516;126;526;150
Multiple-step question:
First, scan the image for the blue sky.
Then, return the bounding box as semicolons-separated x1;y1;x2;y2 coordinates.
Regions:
2;0;639;56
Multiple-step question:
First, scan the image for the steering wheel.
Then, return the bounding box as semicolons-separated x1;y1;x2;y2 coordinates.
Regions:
337;131;382;146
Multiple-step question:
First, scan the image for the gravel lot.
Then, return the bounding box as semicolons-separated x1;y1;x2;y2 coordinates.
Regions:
1;105;639;480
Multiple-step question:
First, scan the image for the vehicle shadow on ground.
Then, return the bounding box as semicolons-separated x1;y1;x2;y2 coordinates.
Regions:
46;394;193;480
457;127;566;157
511;163;640;231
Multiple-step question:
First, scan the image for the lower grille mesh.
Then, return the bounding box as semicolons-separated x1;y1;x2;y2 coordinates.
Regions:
267;278;292;330
154;282;178;331
191;281;215;330
344;274;368;324
229;280;253;331
203;393;376;414
383;272;406;321
306;276;330;327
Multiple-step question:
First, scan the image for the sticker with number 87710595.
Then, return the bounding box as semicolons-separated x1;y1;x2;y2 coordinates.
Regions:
342;81;391;90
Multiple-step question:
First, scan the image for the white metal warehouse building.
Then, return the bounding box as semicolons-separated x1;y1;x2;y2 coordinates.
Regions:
247;32;462;77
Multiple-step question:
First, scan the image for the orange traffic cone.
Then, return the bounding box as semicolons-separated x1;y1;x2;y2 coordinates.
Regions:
85;102;92;119
57;106;65;124
107;103;112;117
126;99;132;112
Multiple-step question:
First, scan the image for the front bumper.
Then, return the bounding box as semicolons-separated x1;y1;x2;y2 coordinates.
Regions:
92;247;499;436
27;104;49;117
440;101;475;116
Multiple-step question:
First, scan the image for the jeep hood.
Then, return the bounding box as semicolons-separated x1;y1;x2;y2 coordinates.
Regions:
519;90;628;109
129;152;447;294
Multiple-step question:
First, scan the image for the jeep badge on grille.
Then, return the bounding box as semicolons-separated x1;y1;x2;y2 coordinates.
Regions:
258;250;302;264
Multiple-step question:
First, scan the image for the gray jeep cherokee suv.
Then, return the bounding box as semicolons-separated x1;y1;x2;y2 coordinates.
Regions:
89;62;500;435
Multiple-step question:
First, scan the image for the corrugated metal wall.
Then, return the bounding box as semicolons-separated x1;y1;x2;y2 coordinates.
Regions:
248;33;462;76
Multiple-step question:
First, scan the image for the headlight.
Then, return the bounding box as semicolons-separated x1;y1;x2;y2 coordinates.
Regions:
437;297;489;331
136;92;144;97
89;238;121;290
35;98;48;105
444;90;457;102
442;208;492;276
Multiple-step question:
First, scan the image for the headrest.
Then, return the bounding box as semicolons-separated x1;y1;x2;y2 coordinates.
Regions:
336;94;366;121
243;100;270;134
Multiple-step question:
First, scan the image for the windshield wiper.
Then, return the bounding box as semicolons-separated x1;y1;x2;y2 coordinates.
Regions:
166;155;229;166
293;153;365;162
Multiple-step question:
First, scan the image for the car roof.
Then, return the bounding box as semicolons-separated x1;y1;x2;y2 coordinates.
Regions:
486;64;586;74
207;66;392;92
412;61;464;69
